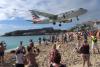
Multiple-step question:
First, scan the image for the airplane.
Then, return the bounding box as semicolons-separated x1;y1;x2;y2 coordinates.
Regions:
27;8;87;26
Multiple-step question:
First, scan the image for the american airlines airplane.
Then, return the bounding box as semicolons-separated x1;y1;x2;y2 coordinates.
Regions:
27;8;87;26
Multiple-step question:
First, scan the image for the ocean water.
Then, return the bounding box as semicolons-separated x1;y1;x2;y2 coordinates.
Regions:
0;35;50;51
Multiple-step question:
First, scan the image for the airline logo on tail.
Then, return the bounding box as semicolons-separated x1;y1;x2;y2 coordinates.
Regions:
32;16;42;22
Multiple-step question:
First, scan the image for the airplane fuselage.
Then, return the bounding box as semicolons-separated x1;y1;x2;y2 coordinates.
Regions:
51;8;87;22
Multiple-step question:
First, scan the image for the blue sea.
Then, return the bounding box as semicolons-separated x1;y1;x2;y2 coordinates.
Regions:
0;35;50;51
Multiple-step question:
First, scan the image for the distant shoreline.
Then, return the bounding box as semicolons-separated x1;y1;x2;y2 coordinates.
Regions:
2;27;66;36
1;34;52;37
5;42;39;53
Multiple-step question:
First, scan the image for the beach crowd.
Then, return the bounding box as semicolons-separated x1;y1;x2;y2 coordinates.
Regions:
0;30;100;67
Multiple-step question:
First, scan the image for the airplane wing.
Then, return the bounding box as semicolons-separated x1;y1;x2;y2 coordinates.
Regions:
29;10;56;18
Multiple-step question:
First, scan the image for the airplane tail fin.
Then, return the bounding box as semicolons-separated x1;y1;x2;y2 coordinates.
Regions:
30;10;40;18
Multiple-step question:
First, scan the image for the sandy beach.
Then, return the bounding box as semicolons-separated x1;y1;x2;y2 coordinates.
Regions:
0;0;100;67
2;39;100;67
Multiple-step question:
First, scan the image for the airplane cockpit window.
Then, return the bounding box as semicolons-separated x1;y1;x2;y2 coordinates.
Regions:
71;10;74;12
80;8;83;10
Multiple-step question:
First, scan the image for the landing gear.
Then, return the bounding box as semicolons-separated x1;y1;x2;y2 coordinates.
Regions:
53;22;56;25
59;22;62;26
59;24;62;26
52;22;62;26
70;19;72;22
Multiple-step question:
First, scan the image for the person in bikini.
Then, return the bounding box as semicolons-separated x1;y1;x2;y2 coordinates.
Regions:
25;46;39;67
80;40;91;67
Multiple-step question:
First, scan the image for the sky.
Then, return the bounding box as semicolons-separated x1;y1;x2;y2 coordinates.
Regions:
0;0;100;35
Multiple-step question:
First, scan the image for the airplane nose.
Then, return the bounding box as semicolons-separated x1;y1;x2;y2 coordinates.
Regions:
79;8;87;14
79;8;88;14
83;9;87;13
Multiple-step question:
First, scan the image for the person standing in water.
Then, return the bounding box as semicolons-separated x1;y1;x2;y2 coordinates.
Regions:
29;39;34;49
38;37;42;45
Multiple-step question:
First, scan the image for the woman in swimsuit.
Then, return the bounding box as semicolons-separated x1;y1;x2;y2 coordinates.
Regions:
80;40;90;67
26;46;39;67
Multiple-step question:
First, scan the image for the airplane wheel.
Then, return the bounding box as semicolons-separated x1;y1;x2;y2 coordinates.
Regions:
59;24;61;26
53;22;56;25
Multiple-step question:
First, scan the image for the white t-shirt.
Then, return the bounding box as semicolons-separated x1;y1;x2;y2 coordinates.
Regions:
16;53;24;64
18;45;23;50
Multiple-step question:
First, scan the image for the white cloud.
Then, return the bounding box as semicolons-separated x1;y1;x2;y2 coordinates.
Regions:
0;0;99;35
0;0;99;21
